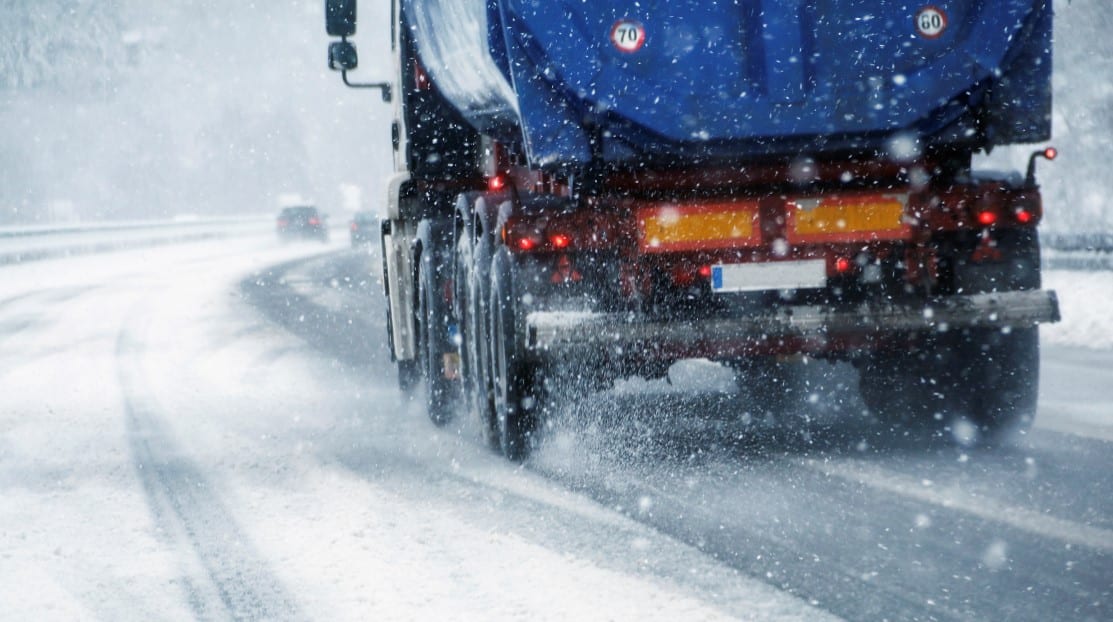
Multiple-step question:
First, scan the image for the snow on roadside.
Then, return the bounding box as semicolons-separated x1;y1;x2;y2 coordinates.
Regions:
1042;269;1113;350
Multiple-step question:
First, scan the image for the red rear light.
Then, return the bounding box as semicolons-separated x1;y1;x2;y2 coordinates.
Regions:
835;256;852;273
488;175;506;192
277;219;288;227
350;222;359;231
1014;209;1033;224
502;221;545;253
976;211;997;226
504;212;620;253
414;61;430;90
698;265;712;279
308;217;320;226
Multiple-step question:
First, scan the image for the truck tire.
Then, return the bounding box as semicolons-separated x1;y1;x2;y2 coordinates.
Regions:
417;255;458;426
951;326;1040;442
731;357;806;429
456;228;498;449
398;359;420;394
858;347;944;434
490;250;542;461
858;327;1038;443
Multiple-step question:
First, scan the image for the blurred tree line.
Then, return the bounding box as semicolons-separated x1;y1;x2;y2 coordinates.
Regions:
0;1;321;225
0;0;128;92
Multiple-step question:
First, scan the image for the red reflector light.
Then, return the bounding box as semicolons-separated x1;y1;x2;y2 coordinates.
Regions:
835;257;852;273
1015;209;1033;224
549;234;571;249
1044;147;1057;160
414;61;430;90
976;211;997;226
698;265;712;279
488;175;506;192
517;237;537;251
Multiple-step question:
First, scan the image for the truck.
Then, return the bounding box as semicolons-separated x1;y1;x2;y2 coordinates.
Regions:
325;0;1060;460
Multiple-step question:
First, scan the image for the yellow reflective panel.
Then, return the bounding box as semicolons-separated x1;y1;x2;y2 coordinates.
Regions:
791;194;907;240
641;206;757;251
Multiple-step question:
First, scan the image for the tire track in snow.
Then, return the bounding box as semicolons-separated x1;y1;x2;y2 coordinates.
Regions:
0;287;101;353
0;285;98;308
116;320;304;621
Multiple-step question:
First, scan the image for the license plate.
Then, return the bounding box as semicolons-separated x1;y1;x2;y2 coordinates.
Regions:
711;259;827;293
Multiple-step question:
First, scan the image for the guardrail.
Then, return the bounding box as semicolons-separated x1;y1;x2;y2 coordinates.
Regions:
0;215;275;266
1043;233;1113;271
1042;233;1113;253
1;218;1109;270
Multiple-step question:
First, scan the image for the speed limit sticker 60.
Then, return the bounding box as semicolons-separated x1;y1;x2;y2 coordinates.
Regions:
611;19;646;53
915;6;948;39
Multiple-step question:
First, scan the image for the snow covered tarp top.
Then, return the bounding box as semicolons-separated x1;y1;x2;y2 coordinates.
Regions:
405;0;1052;168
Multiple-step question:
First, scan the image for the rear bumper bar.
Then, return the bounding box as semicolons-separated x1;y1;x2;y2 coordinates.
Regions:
526;289;1060;356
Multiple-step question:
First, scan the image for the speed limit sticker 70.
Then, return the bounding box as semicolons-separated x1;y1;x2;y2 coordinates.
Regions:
915;6;948;39
611;19;646;53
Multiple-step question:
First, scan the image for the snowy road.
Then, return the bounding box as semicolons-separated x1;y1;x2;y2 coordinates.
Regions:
1;237;1109;621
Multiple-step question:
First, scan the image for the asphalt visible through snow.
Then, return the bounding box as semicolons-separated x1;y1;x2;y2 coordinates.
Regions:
260;250;1112;622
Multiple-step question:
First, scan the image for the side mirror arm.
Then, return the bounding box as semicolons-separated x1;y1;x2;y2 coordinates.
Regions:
341;71;392;102
1025;146;1057;188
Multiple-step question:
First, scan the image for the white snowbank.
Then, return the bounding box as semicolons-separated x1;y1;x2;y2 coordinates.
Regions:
1042;269;1113;350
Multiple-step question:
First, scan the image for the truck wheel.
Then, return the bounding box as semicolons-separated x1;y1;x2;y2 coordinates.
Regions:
731;357;805;428
858;327;1038;443
951;327;1039;442
857;341;949;434
418;256;458;426
490;251;541;461
457;232;499;449
397;359;420;394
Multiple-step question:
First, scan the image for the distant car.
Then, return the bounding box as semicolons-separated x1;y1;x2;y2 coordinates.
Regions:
349;211;376;247
277;206;328;243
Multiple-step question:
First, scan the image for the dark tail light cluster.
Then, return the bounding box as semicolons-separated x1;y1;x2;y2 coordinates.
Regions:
969;191;1042;230
504;230;571;252
501;211;623;254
